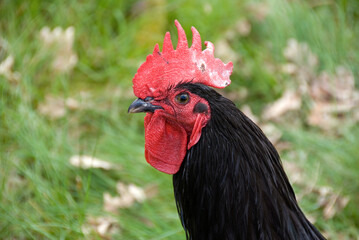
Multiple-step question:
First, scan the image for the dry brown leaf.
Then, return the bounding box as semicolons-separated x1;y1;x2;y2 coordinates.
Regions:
307;67;359;130
309;72;332;101
322;194;339;219
104;192;132;212
281;63;297;75
37;96;67;119
127;184;146;202
37;95;81;119
307;102;337;130
69;155;120;170
281;39;319;95
116;182;146;203
333;66;356;102
262;89;302;120
283;39;318;69
82;216;120;238
0;55;21;83
310;68;356;103
39;26;77;73
65;97;80;110
281;38;359;130
0;55;13;75
306;101;358;130
317;187;350;220
104;182;146;212
236;19;251;36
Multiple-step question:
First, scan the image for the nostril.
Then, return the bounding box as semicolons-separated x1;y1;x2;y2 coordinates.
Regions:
144;96;154;102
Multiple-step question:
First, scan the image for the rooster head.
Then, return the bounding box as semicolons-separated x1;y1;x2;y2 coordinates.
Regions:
128;20;233;174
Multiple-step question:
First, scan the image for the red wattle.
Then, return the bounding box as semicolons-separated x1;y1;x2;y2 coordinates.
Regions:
144;113;187;174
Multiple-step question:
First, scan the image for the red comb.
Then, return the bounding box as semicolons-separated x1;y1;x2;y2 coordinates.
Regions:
133;20;233;99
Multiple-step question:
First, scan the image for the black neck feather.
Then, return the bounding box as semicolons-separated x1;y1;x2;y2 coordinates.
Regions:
173;83;325;240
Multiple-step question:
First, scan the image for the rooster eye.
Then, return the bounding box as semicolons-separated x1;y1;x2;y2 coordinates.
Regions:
175;93;190;104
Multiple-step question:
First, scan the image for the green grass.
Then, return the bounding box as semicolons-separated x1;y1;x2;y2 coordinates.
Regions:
1;0;359;239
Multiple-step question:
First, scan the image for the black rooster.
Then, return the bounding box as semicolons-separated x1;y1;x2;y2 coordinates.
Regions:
128;20;326;240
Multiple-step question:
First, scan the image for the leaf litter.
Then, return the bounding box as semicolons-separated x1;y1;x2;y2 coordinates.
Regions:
37;96;70;119
262;89;302;121
37;93;90;119
0;38;21;83
104;182;146;212
81;215;120;239
71;155;158;238
283;155;350;222
252;38;354;223
82;182;157;238
262;38;359;131
69;155;121;170
39;26;78;73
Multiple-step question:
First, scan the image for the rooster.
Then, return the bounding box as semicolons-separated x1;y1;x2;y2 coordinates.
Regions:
128;20;326;240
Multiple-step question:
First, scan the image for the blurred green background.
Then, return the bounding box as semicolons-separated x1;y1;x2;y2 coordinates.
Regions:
1;0;359;239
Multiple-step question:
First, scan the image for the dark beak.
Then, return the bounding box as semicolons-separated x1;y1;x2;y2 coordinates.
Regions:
128;98;163;113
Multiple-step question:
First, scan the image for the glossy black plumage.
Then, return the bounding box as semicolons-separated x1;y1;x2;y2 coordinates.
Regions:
173;83;326;240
